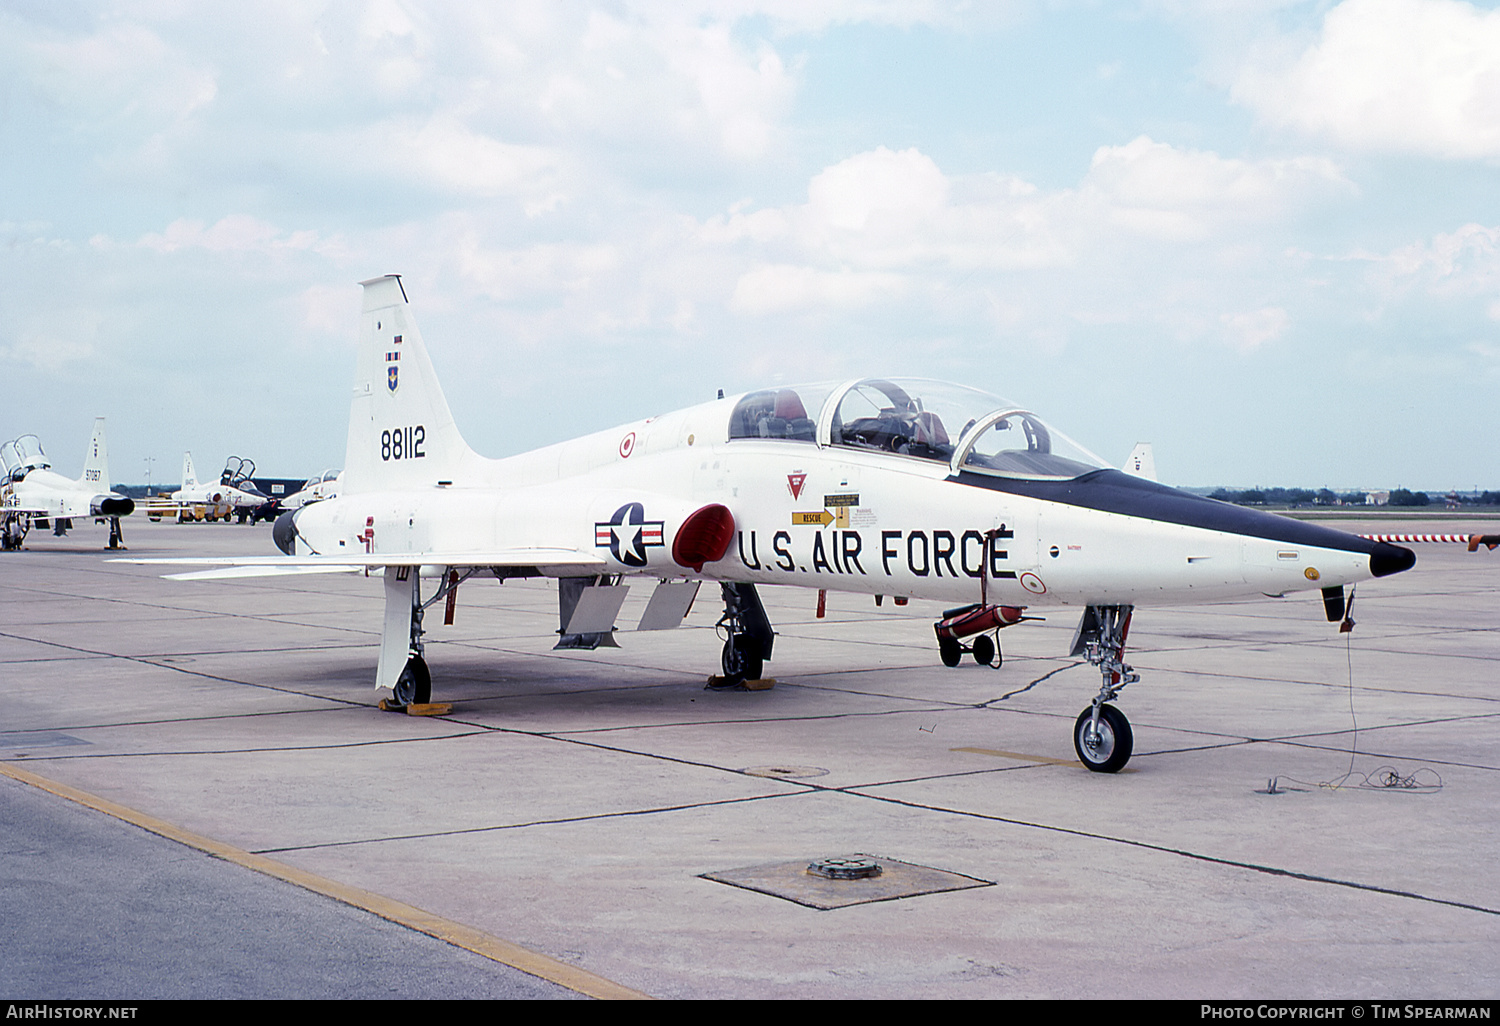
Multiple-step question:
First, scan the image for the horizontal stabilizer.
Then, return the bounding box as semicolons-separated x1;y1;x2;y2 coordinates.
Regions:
116;548;607;575
166;564;364;581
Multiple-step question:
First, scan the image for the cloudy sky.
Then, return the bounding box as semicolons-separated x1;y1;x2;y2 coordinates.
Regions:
3;0;1498;491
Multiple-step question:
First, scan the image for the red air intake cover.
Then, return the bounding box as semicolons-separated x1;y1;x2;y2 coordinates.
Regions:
673;504;736;572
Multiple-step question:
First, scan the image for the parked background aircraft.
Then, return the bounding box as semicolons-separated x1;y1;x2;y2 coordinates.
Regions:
279;468;342;511
131;275;1416;773
1;418;133;549
167;452;275;522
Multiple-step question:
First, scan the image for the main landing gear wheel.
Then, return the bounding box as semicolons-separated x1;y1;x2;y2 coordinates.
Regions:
719;637;763;687
392;656;431;706
1074;704;1132;773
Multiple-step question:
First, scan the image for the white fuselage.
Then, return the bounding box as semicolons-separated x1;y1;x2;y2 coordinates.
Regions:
171;482;266;510
3;467;119;520
290;396;1380;609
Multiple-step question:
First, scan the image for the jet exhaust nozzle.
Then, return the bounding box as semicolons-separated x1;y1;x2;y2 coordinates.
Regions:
92;497;135;517
272;511;298;555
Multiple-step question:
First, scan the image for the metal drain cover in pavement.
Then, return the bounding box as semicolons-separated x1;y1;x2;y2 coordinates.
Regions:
701;853;993;910
807;855;882;879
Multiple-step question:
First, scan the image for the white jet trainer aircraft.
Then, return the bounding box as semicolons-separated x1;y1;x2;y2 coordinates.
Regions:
171;452;273;519
2;418;133;550
139;275;1417;773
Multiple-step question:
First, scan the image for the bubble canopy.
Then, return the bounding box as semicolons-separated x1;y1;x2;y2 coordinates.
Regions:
727;378;1109;481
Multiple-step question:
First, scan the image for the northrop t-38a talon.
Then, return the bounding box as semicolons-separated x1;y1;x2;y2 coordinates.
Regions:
171;452;274;521
130;274;1416;773
2;418;133;550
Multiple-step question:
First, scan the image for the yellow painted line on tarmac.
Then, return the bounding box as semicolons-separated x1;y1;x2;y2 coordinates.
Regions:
0;761;649;1000
951;746;1080;767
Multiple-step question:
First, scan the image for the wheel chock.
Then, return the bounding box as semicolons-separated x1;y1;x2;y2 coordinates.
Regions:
705;675;776;691
377;698;452;715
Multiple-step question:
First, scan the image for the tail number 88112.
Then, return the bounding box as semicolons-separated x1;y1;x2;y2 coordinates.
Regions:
381;425;425;461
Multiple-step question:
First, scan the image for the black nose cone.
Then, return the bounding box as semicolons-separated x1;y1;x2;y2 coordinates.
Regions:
1370;541;1416;577
272;511;298;555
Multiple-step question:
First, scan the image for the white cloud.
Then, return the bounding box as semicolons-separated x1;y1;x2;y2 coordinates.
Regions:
2;309;102;374
1219;307;1289;351
705;140;1352;318
23;21;217;124
138;216;323;255
729;263;906;315
1081;136;1350;242
1233;0;1500;159
807;147;949;232
1378;222;1500;297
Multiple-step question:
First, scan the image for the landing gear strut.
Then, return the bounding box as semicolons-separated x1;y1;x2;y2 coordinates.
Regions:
1;513;27;551
378;566;476;708
106;516;125;550
1070;605;1138;773
715;582;774;687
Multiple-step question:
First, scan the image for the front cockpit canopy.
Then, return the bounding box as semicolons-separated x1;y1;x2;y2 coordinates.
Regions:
1;435;50;482
728;377;1108;481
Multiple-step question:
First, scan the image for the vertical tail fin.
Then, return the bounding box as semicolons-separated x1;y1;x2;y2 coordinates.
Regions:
343;275;472;495
181;452;198;489
80;417;110;490
1122;442;1157;482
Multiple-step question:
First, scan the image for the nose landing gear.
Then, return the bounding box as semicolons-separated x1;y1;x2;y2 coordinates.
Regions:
1070;605;1139;773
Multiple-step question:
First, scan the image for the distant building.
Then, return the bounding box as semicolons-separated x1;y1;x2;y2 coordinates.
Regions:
1366;490;1390;506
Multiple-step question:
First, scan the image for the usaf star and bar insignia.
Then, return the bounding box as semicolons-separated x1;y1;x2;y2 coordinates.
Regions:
595;502;665;567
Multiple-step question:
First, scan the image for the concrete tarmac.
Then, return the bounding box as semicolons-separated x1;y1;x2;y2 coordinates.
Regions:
1;516;1496;999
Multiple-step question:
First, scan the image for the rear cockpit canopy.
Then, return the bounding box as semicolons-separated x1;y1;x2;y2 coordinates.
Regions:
1;435;50;482
301;468;341;491
727;377;1108;481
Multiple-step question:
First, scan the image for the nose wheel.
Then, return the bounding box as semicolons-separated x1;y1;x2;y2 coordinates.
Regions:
1070;605;1140;773
1074;704;1132;773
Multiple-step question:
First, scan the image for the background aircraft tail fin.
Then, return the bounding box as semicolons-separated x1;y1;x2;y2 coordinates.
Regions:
80;417;110;490
181;452;197;489
343;275;472;495
1123;442;1157;482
